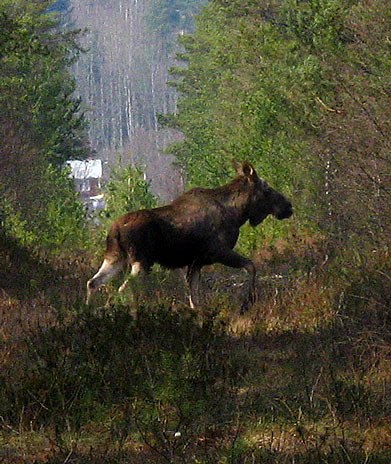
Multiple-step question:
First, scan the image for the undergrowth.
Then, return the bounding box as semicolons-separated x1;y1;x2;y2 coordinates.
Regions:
1;232;391;463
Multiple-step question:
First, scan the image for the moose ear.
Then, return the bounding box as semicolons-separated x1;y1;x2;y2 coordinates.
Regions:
241;161;259;182
232;159;243;175
232;159;259;182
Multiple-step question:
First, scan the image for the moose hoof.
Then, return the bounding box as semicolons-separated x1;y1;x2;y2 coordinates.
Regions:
240;300;251;314
241;293;256;314
240;302;248;314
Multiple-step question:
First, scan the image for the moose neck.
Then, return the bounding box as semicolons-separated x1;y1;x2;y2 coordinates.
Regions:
213;178;253;226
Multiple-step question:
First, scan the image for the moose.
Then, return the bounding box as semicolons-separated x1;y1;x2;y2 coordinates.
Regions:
86;161;293;309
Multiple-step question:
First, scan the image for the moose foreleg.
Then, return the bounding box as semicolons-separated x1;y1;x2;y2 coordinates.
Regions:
214;249;256;312
118;261;153;307
118;261;143;293
186;262;202;309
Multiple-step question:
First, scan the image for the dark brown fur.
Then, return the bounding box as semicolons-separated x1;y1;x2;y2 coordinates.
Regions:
86;161;293;309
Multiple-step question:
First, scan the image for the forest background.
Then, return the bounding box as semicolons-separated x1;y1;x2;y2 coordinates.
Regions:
1;0;391;463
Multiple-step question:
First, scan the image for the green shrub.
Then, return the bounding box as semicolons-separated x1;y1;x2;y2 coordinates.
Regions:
0;165;87;252
101;162;157;223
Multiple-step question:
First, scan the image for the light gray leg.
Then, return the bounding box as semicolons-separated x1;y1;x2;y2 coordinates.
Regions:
118;261;143;293
119;261;152;306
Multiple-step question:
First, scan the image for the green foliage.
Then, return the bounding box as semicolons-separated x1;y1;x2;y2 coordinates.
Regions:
163;0;324;250
0;0;90;252
0;197;36;247
164;0;391;257
0;0;87;166
146;0;205;38
283;0;350;53
281;0;391;251
38;166;87;249
167;0;318;189
100;162;157;224
0;165;87;250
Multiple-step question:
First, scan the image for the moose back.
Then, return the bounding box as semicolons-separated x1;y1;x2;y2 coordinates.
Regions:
87;161;293;309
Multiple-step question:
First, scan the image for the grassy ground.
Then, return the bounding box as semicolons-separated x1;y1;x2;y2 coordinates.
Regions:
1;233;391;463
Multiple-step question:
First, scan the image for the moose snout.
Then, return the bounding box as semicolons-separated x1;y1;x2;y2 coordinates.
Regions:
276;201;293;220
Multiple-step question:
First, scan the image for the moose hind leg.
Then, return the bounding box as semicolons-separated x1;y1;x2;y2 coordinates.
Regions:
86;257;125;304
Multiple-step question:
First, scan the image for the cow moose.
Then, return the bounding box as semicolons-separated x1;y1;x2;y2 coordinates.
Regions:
86;161;293;310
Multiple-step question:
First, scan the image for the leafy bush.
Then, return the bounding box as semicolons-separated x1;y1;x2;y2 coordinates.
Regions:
0;165;87;251
101;162;157;223
0;0;90;253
